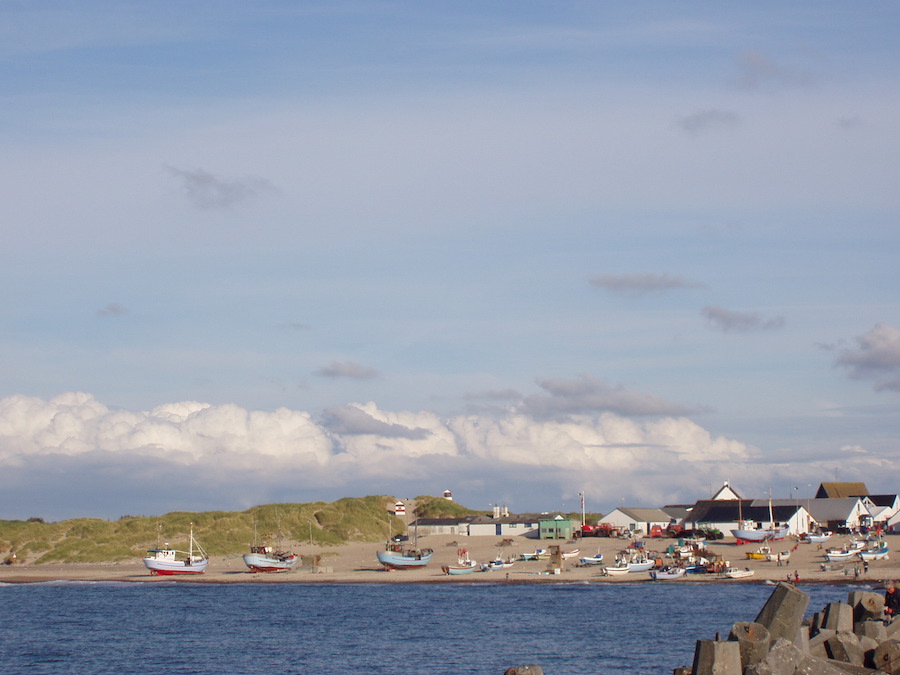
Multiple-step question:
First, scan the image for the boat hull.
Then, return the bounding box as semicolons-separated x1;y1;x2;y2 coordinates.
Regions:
377;549;434;570
825;550;857;563
650;567;685;580
243;553;300;572
143;557;209;575
604;565;630;575
442;563;478;575
731;527;790;544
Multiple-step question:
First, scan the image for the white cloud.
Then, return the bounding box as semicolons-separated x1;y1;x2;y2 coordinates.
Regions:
0;392;897;520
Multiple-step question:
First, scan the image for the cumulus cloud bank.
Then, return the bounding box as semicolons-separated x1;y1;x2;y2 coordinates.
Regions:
0;391;892;521
0;391;753;519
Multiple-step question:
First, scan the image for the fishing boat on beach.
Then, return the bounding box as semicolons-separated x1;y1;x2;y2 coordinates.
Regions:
483;557;516;571
242;518;300;572
142;525;209;575
807;531;832;544
858;541;889;561
377;540;434;570
650;566;686;581
441;549;478;575
766;549;791;563
745;546;773;560
824;547;857;563
577;553;604;566
723;567;754;579
243;545;300;573
731;495;789;544
519;549;550;561
377;521;433;570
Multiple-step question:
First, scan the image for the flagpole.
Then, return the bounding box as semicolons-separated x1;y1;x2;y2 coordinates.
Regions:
579;492;585;528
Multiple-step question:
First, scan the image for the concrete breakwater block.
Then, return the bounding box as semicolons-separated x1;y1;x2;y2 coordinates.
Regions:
691;639;742;675
754;582;810;643
728;621;770;669
822;602;854;633
874;639;900;674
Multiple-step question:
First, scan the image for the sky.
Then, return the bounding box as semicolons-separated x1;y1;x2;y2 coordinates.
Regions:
1;1;899;521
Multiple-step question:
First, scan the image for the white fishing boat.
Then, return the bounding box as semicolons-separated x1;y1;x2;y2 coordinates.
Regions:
723;567;754;579
650;566;686;581
603;562;631;575
858;542;889;561
627;558;655;572
577;553;604;566
519;549;549;561
731;494;789;543
824;547;857;563
441;549;478;575
766;550;791;563
483;557;516;571
807;531;832;544
561;548;580;559
731;521;790;543
142;524;209;576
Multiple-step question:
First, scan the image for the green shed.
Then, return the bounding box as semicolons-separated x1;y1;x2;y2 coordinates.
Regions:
538;515;574;540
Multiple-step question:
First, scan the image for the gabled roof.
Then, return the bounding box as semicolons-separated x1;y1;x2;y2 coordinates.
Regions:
617;507;671;523
711;483;742;500
816;482;869;499
687;500;802;525
661;504;691;521
860;494;899;507
804;498;867;522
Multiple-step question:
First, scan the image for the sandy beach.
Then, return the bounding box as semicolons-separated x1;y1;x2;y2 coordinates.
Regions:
2;533;898;585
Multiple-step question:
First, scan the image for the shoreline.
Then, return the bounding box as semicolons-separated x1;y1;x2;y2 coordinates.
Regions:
3;533;897;586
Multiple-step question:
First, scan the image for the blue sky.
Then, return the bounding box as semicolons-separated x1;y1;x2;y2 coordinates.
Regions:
1;1;898;520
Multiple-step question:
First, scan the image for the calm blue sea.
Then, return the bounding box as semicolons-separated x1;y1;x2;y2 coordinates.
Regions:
0;581;875;674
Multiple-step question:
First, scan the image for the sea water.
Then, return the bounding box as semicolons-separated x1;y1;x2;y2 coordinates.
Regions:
0;581;876;674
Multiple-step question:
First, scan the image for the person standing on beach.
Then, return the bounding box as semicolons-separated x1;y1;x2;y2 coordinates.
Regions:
885;581;900;623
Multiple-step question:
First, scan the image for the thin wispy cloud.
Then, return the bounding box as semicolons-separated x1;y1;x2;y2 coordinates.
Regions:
520;374;700;418
735;50;815;90
96;302;128;317
835;323;900;392
314;360;380;380
589;273;706;297
677;109;741;135
701;305;785;333
165;165;278;209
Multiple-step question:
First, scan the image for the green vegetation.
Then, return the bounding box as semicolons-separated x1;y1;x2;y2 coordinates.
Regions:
412;495;485;519
0;495;413;564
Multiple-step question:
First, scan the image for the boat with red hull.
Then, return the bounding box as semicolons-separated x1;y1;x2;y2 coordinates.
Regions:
142;525;209;575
